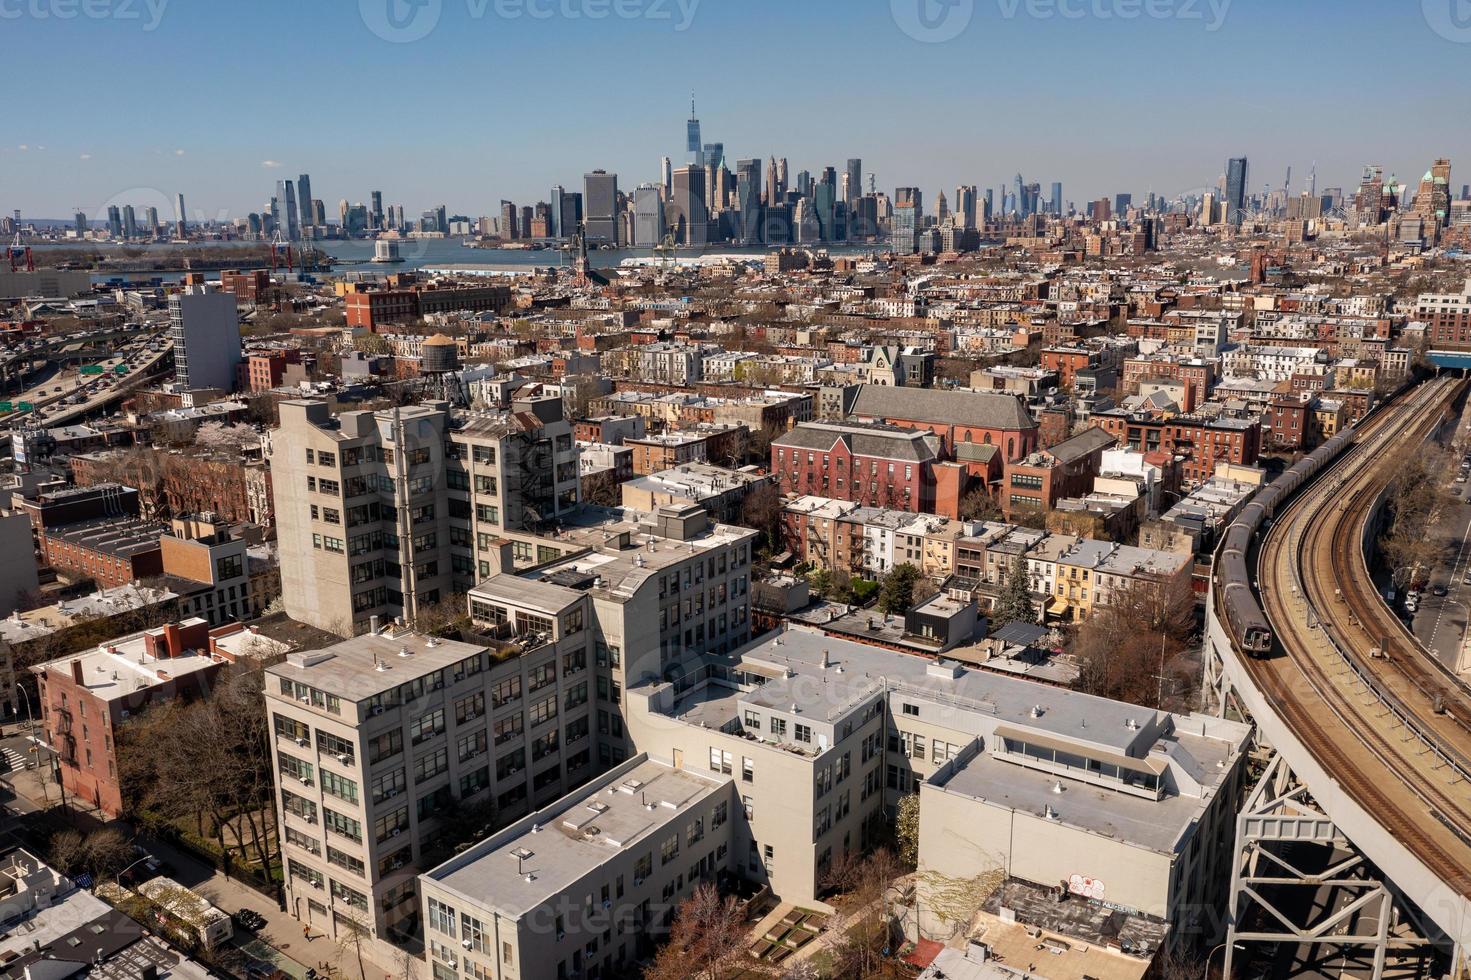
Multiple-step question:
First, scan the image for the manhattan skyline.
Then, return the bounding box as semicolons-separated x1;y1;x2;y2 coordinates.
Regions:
4;0;1469;218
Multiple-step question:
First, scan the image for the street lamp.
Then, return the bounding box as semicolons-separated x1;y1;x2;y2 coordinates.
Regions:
114;855;153;887
1208;941;1244;978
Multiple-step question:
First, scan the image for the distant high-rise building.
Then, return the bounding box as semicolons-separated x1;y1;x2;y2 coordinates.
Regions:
660;157;672;200
500;200;519;240
983;189;994;223
1013;173;1026;217
846;158;862;207
1091;198;1111;224
935;190;949;225
670;165;708;246
956;185;977;229
519;206;533;240
121;205;137;240
686;95;702;165
370;191;383;230
633;184;665;247
776;158;789;198
1050;182;1063;216
814;174;837;242
796;170;813;199
144;206;159;238
559;193;583;242
549;185;566;239
736;158;762;245
297;174;313;231
893;187;922;255
584;170;619;245
1114;193;1132;216
1225;157;1249;226
274;180;300;240
765;157;780;206
174;192;187;237
74;211;87;237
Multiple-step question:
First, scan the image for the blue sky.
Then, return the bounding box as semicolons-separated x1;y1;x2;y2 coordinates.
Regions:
4;0;1468;221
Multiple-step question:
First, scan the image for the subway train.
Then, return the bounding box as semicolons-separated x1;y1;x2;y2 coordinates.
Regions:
1216;426;1358;656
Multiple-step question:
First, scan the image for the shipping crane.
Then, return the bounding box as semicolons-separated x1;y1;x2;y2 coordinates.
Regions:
7;233;33;273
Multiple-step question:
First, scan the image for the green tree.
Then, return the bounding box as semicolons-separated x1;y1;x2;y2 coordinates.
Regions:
878;563;922;615
807;567;833;598
991;555;1036;629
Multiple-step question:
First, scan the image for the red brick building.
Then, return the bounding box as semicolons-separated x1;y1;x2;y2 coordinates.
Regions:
1000;427;1117;518
33;619;228;817
344;283;512;331
1089;412;1261;486
772;421;947;515
846;385;1037;462
219;269;271;306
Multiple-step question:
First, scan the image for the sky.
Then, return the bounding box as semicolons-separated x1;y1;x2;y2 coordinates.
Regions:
4;0;1470;223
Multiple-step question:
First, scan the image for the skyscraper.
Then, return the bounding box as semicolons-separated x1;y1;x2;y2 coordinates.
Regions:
846;159;862;208
1013;173;1026;217
1114;193;1132;216
633;184;665;247
893;187;922;255
558;192;583;242
686;95;702;165
549;185;565;239
74;211;87;237
1050;182;1063;217
765;157;780;205
956;185;976;230
144;206;159;238
583;170;619;245
106;205;122;239
776;158;789;198
670;165;708;246
297;174;313;232
122;205;137;240
1225;157;1249;227
370;190;384;230
660;157;672;200
274;179;300;240
736;158;762;245
174;192;187;238
935;190;949;225
814;170;837;242
500;200;519;239
983;189;994;223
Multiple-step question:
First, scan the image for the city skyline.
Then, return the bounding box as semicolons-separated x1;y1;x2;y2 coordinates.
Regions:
4;0;1469;218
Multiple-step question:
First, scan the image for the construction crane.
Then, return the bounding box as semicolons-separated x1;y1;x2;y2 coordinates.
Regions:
7;233;33;273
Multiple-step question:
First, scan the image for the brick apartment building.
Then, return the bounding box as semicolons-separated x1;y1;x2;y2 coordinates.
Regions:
625;425;746;476
219;269;271;306
845;385;1038;462
773;421;963;516
345;283;512;331
1415;279;1471;345
1090;412;1261;486
1000;427;1117;518
32;618;226;817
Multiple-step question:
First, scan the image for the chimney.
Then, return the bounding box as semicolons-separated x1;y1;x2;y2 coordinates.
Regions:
487;538;515;577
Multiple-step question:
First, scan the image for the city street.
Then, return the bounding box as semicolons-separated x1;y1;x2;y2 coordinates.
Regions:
1403;399;1471;679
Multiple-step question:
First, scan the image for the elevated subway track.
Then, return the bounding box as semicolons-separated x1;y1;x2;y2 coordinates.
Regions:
1208;376;1471;973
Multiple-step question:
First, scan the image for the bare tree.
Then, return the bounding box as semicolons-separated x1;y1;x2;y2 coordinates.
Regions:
643;882;748;980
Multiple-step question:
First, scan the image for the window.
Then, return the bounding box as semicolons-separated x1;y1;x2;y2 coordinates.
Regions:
322;808;362;843
375;806;410;844
741;757;754;783
455;692;486;724
794;724;812;744
369;729;403;764
320;770;359;804
493;714;523;746
709;748;732;775
529;695;558;726
428;897;457;937
902;703;920;717
415;748;450;783
412;708;445;745
460;728;490;761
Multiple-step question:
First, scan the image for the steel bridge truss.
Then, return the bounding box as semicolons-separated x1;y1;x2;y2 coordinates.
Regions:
1224;754;1447;978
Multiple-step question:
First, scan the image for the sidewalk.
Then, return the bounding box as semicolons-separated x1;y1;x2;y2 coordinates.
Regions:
141;835;395;980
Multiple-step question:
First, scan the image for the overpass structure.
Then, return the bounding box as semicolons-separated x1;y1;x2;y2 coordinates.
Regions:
1206;377;1471;978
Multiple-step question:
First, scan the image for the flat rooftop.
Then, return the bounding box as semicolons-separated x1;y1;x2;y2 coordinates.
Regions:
266;630;490;702
426;756;730;919
34;622;220;702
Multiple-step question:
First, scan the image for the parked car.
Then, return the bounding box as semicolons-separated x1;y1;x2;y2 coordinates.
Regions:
1433;584;1449;597
234;909;267;932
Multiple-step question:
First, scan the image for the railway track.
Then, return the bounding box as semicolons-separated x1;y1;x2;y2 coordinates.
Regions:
1252;376;1471;896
